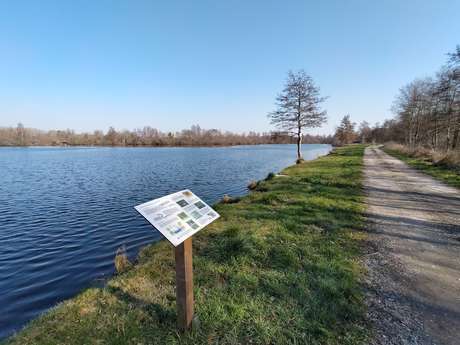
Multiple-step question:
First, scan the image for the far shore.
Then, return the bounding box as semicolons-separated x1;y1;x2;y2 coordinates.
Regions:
0;142;332;149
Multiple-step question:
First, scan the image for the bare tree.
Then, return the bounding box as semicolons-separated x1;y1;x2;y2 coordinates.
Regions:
104;127;118;146
268;70;327;162
358;121;372;144
447;45;460;68
16;123;26;146
367;45;459;159
334;115;357;145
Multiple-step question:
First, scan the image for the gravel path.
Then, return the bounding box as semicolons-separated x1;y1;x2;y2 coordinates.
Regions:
363;147;460;345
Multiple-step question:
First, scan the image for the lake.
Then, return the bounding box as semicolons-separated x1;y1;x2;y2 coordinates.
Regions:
0;144;331;339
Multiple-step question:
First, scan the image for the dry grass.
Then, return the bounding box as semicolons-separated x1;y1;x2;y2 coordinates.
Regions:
221;194;241;204
385;142;460;167
432;151;460;168
114;246;132;273
383;142;460;189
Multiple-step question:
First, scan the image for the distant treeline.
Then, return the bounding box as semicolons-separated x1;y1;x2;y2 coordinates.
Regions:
0;124;333;147
332;45;459;156
370;46;459;152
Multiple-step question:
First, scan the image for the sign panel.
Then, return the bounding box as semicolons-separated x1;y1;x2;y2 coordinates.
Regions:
135;189;220;246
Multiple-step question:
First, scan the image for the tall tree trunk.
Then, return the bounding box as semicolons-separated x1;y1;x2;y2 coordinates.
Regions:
296;127;302;162
296;100;303;162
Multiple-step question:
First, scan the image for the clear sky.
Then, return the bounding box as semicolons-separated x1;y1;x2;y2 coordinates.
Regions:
0;0;459;135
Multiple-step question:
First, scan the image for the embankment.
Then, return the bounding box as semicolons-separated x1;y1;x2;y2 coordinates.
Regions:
5;145;368;345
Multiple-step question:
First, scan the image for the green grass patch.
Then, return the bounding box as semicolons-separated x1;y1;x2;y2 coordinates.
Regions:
383;147;460;189
5;145;369;345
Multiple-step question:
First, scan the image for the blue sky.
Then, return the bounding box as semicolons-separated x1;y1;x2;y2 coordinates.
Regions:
0;0;459;135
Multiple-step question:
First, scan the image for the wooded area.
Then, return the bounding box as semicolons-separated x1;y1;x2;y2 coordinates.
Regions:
333;46;459;165
0;124;332;147
370;46;459;152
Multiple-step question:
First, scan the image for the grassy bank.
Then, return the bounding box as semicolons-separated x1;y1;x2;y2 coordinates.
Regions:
5;145;368;345
383;146;460;189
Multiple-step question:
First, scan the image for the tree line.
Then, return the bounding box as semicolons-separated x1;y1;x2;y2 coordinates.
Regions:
0;124;333;147
370;46;459;151
330;46;459;153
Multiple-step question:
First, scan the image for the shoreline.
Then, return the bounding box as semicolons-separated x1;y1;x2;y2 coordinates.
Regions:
4;145;367;345
0;143;331;149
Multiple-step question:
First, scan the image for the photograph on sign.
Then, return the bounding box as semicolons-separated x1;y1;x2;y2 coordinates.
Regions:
135;190;220;246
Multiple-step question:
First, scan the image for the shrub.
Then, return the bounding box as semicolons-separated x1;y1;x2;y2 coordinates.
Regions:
114;246;132;273
433;151;460;168
247;181;258;190
221;194;241;204
265;172;276;181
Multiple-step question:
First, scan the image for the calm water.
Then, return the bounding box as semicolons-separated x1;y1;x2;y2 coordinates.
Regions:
0;144;331;338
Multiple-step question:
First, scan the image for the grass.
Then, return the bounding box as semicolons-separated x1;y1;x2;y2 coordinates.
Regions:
383;146;460;189
5;145;369;345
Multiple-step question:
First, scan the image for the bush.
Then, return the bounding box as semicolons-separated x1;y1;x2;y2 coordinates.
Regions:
265;172;276;181
247;181;258;190
114;246;132;273
221;194;241;204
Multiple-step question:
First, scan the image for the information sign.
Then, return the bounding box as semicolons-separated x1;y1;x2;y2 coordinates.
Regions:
135;189;220;247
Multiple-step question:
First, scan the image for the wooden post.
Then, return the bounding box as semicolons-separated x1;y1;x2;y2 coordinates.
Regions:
175;237;194;331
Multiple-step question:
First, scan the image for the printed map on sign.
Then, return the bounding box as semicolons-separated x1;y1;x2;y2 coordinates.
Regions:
134;190;220;246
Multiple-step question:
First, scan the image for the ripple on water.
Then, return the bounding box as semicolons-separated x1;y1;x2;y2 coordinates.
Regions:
0;144;331;339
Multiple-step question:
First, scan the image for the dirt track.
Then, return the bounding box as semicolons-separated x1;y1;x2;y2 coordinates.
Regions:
363;147;460;345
